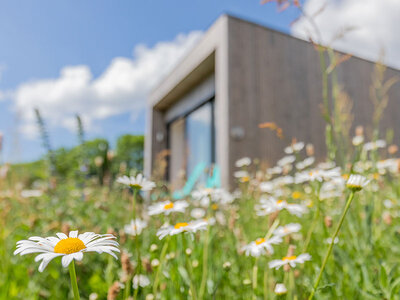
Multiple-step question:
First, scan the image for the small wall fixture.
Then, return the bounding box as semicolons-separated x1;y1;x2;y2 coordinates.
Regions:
230;126;245;141
156;132;165;142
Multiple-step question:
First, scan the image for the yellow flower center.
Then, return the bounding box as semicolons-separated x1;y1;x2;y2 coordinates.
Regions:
277;200;284;204
164;202;174;210
282;255;297;261
255;238;266;245
211;204;218;210
342;174;349;180
373;173;379;180
54;238;86;254
130;184;142;190
241;176;250;182
174;222;189;229
292;191;301;199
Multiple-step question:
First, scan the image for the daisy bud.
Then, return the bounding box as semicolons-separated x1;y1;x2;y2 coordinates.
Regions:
107;281;121;300
89;293;99;300
151;259;160;268
223;261;232;271
383;211;392;225
150;244;158;252
243;279;252;285
192;260;199;268
274;283;287;295
146;294;155;300
324;216;333;228
185;248;192;256
306;144;314;156
355;125;364;136
388;145;398;154
346;174;370;191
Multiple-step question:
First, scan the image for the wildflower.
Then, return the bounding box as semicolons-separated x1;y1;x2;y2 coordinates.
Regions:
223;261;232;270
284;142;304;154
241;235;282;257
148;200;188;216
383;199;395;209
234;170;250;182
124;219;147;236
266;166;283;175
274;283;288;295
352;135;364;146
235;157;251;167
269;253;311;270
325;237;339;244
295;167;341;184
256;197;308;217
20;189;43;198
277;155;296;167
273;223;301;237
132;274;150;289
259;181;274;193
295;157;315;170
190;208;206;219
14;231;119;272
117;174;155;191
151;258;160;267
156;220;208;240
191;188;233;206
363;140;386;151
346;174;370;191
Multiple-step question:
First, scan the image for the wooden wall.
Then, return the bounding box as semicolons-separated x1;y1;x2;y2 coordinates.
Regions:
226;16;400;186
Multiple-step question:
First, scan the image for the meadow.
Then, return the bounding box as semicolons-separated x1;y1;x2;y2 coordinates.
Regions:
2;131;400;299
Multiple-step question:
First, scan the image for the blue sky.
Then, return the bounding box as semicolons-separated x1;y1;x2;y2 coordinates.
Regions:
0;0;301;163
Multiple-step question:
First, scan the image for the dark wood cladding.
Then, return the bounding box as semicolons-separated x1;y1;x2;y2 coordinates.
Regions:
226;16;400;185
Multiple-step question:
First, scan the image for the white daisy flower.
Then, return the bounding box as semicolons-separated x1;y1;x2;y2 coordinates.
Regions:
277;155;296;167
295;157;315;170
383;199;395;209
117;174;156;191
317;161;336;170
284;142;304;154
235;157;251;167
14;231;119;272
156;220;208;240
269;253;311;270
256;197;308;217
363;140;386;151
273;223;301;237
352;135;364;146
377;159;400;174
274;283;288;295
20;189;43;198
241;235;282;257
192;188;233;206
190;208;206;219
294;167;341;184
346;174;370;191
124;219;147;236
132;274;150;289
148;200;188;216
259;181;274;193
266;166;283;175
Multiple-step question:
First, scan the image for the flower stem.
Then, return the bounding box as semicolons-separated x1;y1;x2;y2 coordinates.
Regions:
69;261;80;300
153;236;170;296
308;191;355;300
198;222;210;299
252;257;259;300
132;189;141;300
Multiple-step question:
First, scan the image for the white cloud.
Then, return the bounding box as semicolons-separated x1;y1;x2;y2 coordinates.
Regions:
9;31;203;137
292;0;400;69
